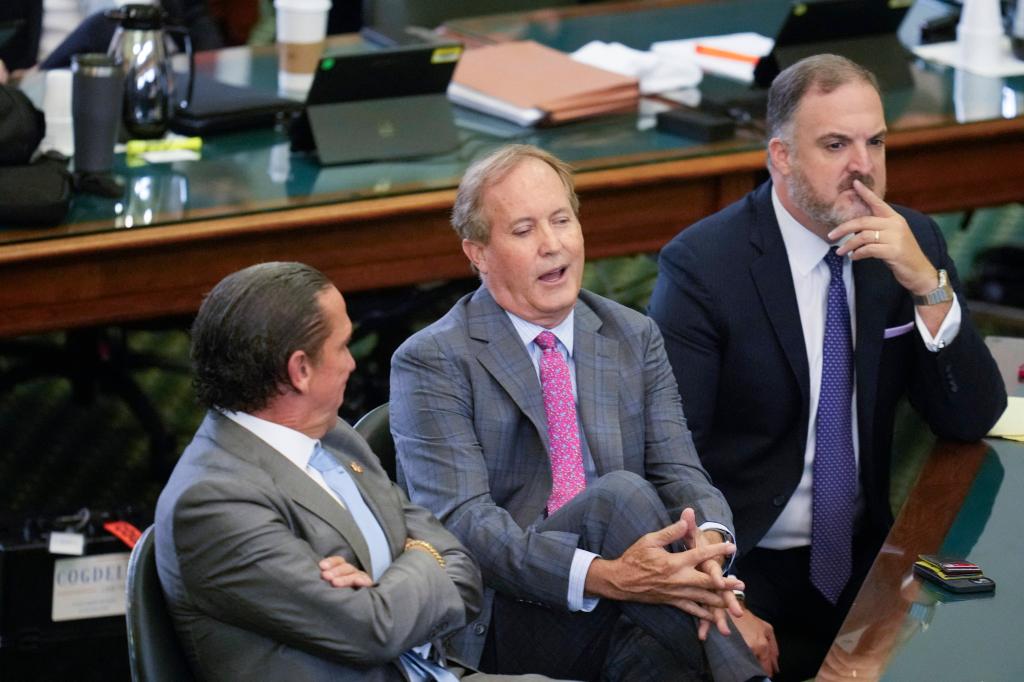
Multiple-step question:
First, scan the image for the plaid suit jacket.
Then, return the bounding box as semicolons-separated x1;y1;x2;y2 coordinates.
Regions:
390;285;731;667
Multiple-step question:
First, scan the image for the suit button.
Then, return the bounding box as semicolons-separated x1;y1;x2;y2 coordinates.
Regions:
772;495;787;507
473;623;487;636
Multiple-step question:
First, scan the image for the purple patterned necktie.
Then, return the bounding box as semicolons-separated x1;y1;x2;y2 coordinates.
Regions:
536;331;586;514
811;248;857;605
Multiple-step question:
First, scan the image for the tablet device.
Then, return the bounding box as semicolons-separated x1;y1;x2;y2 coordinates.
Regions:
292;43;463;165
754;0;914;89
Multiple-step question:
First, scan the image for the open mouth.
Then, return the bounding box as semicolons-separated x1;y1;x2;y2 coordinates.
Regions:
538;266;567;283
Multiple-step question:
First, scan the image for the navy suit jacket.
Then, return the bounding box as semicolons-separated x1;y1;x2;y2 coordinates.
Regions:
649;181;1006;552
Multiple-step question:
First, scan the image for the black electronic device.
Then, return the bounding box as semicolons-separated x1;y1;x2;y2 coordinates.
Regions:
913;559;996;594
754;0;915;89
290;43;464;165
656;107;736;142
171;73;303;136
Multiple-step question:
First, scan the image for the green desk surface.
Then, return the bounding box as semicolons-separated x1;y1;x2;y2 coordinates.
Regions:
825;336;1024;681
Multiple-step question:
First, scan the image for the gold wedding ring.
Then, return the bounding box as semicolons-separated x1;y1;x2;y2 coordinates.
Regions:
874;230;880;242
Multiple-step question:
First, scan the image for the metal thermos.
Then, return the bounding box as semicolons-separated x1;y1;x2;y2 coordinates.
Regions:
106;4;195;139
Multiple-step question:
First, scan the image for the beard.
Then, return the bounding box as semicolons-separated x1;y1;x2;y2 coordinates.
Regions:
789;164;882;231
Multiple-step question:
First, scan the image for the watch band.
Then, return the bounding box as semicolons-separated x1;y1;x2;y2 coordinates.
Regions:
912;269;954;306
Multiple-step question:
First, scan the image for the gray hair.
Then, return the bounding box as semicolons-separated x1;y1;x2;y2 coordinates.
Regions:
451;144;579;243
766;53;880;145
191;262;332;412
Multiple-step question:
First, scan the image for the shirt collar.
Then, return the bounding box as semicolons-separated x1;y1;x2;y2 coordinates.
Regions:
771;185;833;278
506;309;575;356
222;409;319;472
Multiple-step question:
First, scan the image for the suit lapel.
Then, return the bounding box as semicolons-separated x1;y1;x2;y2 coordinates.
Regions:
749;185;810;407
853;258;889;466
321;425;406;560
205;412;374;574
574;299;623;475
469;287;551;448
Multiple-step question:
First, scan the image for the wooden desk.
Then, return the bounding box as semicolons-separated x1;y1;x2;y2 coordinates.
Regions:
821;337;1024;680
2;1;1023;337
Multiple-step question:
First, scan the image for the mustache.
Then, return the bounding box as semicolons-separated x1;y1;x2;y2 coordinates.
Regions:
838;173;874;193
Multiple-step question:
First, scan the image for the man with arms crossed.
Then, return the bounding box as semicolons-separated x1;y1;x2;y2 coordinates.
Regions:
156;262;531;681
391;145;765;682
649;55;1006;681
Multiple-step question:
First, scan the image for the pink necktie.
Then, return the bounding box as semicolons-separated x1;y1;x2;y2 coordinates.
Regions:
536;331;585;514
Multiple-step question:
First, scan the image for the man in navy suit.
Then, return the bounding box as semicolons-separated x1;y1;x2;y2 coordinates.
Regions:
649;54;1006;681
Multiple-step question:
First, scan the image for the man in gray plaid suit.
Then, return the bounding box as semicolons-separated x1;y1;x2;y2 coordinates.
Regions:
390;145;766;682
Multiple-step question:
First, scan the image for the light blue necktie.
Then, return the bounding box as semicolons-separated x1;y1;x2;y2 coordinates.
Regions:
308;446;391;581
308;447;457;682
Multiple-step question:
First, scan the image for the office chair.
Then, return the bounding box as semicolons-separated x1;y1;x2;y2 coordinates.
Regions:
125;525;195;682
354;402;396;482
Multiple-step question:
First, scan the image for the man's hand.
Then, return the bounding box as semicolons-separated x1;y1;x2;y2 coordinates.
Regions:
319;556;373;588
682;509;743;639
829;180;939;295
828;180;951;335
584;509;742;623
731;606;780;676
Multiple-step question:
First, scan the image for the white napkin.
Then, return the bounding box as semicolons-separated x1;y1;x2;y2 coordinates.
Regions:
572;40;702;94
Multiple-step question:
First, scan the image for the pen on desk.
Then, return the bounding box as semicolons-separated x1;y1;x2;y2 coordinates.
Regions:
125;137;203;156
694;44;761;65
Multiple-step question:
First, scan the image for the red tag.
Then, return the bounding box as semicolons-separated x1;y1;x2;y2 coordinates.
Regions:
104;520;142;549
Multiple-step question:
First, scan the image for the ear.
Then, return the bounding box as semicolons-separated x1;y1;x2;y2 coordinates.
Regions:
286;349;313;394
462;239;487;275
768;137;791;175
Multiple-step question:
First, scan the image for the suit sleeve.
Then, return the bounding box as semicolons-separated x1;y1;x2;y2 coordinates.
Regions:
169;472;479;666
390;332;581;611
904;217;1006;440
637;313;733;530
649;237;725;457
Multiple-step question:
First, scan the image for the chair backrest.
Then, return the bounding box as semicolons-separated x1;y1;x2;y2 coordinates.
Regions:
354;402;396;482
125;525;195;682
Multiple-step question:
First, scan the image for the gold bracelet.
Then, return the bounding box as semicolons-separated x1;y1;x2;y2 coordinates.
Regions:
405;539;446;568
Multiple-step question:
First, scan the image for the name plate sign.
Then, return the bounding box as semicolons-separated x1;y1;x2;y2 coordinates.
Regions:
51;552;131;622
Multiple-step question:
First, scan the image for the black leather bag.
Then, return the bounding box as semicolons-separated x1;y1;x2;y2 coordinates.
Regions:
0;83;72;228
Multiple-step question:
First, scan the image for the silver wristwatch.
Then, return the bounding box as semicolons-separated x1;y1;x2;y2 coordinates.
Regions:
912;269;954;306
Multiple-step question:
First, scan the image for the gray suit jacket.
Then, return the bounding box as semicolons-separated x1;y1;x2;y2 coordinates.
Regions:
155;411;483;681
390;285;732;666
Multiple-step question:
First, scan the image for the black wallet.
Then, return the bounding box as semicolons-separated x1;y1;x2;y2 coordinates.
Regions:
171;74;303;136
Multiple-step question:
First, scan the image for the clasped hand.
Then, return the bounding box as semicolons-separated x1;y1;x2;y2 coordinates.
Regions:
585;507;743;638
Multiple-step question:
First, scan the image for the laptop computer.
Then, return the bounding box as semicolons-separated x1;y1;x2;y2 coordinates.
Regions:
291;43;463;165
753;0;914;89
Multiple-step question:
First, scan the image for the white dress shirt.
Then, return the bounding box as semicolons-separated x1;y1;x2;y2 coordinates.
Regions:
223;409;349;509
759;187;962;549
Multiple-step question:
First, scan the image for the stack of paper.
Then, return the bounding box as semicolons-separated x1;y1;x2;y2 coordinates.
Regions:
448;40;639;126
988;396;1024;442
652;32;774;84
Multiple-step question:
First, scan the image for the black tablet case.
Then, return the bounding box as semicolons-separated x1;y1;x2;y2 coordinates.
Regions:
171;73;303;136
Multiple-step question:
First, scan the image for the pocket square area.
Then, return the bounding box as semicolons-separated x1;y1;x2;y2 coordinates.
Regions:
884;321;915;339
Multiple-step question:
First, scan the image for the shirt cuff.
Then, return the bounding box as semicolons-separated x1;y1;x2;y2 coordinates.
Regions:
568;549;601;612
699;522;736;573
915;294;962;352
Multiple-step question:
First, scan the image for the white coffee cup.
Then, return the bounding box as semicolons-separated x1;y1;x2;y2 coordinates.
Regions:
957;0;1006;73
41;68;74;157
274;0;332;95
